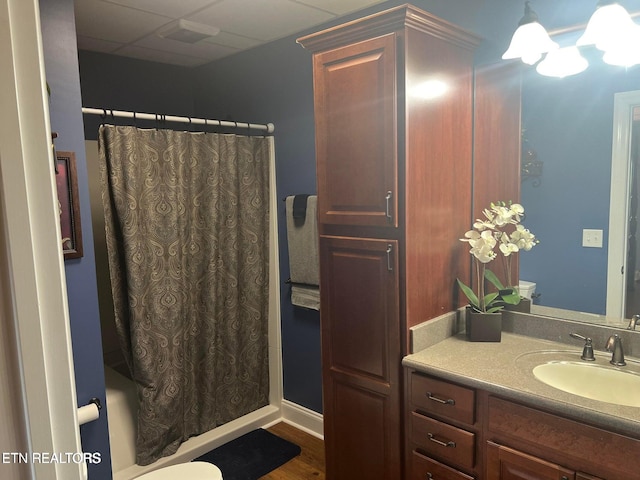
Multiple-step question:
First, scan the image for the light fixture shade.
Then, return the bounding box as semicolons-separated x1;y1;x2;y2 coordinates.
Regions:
502;22;559;65
602;25;640;65
536;46;589;77
577;3;636;51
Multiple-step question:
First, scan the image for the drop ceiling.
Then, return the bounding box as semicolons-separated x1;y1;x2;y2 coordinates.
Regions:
74;0;388;67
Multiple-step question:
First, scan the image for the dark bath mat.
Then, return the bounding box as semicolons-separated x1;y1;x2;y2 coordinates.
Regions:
194;428;301;480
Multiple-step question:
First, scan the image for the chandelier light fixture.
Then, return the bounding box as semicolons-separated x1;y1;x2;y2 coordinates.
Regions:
577;1;637;51
502;1;558;65
536;46;589;78
503;1;640;77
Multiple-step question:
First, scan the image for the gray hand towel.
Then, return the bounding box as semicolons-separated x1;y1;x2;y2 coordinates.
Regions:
285;195;320;310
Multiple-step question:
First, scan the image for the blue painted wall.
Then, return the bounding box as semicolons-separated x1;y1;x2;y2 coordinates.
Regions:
189;0;490;413
75;0;488;416
39;0;111;478
79;50;196;140
72;0;640;419
520;63;640;314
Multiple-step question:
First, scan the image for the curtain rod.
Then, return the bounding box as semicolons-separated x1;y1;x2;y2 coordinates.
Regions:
81;107;275;134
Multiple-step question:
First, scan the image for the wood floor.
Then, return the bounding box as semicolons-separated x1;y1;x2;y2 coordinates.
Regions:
261;422;326;479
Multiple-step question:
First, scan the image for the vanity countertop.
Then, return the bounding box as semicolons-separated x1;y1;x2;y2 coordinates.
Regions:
403;332;640;437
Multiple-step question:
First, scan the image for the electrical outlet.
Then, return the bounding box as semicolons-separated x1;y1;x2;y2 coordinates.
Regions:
582;229;603;248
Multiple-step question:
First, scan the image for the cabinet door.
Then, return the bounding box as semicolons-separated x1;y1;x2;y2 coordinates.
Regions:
320;235;401;480
313;34;398;227
487;442;574;480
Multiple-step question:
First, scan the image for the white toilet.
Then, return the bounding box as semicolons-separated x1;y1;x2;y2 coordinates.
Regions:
135;461;223;479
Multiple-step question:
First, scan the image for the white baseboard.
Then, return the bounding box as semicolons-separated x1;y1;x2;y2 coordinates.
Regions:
279;400;324;439
114;405;281;480
115;401;323;480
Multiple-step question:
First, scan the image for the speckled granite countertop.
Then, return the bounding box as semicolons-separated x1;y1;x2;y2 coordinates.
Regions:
403;331;640;438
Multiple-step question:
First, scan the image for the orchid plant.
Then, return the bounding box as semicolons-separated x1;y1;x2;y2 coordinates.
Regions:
458;201;539;313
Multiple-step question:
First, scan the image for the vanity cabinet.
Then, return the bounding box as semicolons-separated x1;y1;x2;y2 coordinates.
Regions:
298;5;480;479
487;443;577;480
407;372;481;479
406;369;637;479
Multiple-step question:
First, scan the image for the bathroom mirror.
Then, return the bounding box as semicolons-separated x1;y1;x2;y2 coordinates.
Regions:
519;42;640;327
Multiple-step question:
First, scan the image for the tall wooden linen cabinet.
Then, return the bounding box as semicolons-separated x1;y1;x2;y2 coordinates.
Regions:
298;5;480;479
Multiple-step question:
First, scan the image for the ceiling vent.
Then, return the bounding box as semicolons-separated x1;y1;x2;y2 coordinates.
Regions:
157;19;220;44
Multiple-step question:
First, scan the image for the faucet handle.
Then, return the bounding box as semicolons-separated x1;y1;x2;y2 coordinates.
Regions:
569;332;595;361
628;314;640;330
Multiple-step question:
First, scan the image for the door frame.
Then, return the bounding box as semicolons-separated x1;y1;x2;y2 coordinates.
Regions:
0;0;83;478
607;90;640;319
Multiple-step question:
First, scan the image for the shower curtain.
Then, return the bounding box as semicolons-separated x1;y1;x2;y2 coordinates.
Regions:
98;125;271;465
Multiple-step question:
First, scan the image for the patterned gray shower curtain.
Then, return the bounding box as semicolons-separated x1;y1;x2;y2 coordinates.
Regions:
98;125;270;465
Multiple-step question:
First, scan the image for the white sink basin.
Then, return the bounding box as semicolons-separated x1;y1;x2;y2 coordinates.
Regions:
533;361;640;407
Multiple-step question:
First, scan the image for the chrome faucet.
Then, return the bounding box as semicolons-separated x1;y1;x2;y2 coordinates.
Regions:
628;314;640;330
605;334;626;366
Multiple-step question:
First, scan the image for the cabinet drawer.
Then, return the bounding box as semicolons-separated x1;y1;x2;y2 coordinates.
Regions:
411;412;475;470
411;450;474;480
411;373;475;424
488;396;640;478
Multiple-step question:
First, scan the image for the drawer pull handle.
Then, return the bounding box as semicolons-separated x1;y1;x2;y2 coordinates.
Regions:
426;474;433;479
426;392;455;405
427;432;456;448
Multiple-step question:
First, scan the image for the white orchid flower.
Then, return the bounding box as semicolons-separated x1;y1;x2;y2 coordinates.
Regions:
468;230;497;263
482;208;495;222
460;230;480;243
458;201;538;312
510;203;524;221
499;242;519;256
473;219;494;230
491;204;516;226
511;224;537;250
472;244;497;263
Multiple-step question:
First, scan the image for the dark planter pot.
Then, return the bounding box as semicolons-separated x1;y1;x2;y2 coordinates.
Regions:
504;297;531;313
465;307;502;342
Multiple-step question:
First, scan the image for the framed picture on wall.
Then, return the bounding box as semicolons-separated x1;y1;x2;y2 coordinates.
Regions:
55;151;83;260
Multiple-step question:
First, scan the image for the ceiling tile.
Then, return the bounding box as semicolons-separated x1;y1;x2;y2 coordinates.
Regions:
133;33;238;60
101;0;223;19
73;0;388;67
294;0;386;15
116;45;212;67
186;0;335;41
74;0;172;43
202;31;261;51
76;35;123;54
